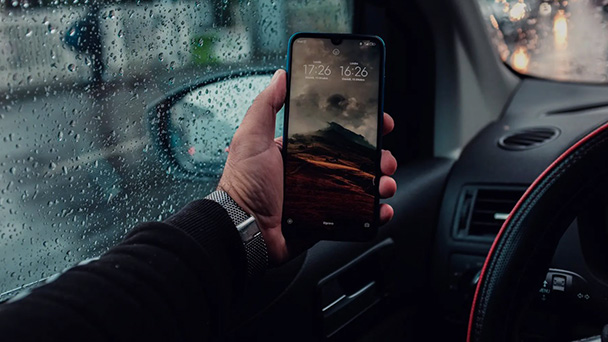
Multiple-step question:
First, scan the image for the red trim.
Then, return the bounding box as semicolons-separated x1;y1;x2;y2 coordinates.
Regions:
466;121;608;342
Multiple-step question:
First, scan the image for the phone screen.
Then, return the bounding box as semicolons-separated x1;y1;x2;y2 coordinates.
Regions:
283;35;384;238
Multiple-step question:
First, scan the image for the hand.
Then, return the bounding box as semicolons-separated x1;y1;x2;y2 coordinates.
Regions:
218;69;398;264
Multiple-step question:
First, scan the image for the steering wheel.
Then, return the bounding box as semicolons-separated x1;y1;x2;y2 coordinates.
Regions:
467;121;608;341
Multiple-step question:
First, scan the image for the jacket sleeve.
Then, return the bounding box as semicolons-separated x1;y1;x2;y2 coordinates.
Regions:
0;199;248;342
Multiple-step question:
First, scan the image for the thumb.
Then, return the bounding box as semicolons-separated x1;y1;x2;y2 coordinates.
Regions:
238;69;287;139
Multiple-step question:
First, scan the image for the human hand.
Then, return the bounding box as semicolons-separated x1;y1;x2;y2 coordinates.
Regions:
218;69;397;264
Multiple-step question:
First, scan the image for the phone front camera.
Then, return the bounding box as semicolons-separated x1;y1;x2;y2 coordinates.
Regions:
331;37;342;45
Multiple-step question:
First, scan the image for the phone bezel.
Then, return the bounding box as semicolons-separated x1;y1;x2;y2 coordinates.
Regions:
281;32;386;241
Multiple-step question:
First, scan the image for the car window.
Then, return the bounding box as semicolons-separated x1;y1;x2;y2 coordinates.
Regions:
167;75;280;177
0;0;353;298
476;0;608;83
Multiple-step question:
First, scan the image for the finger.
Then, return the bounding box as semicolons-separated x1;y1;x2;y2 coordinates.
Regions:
237;69;287;139
379;203;394;225
274;136;283;150
382;113;395;136
380;149;397;176
379;175;397;199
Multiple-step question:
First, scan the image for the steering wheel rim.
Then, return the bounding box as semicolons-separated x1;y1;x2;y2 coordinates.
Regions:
468;121;608;342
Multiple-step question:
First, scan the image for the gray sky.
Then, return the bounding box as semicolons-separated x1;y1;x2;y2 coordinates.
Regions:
288;37;381;146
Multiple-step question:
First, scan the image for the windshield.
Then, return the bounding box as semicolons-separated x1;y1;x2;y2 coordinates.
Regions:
477;0;608;83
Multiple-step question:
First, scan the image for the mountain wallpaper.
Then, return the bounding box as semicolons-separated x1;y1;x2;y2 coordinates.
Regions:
284;122;376;225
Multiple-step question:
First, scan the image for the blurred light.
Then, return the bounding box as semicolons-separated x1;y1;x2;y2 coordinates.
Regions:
539;2;551;16
509;2;527;22
554;10;568;50
511;46;530;73
498;43;510;62
188;146;195;156
490;14;499;29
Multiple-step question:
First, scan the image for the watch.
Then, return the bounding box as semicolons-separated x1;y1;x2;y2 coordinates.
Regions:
205;190;268;278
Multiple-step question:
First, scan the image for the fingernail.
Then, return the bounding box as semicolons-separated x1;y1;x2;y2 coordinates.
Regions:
270;69;282;84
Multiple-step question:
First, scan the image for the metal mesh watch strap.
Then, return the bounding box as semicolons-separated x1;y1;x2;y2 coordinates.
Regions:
205;190;268;278
205;191;250;226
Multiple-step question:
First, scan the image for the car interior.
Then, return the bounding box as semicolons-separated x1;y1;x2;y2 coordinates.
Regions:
3;0;608;341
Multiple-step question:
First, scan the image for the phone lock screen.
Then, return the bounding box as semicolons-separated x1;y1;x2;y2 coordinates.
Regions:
282;33;385;240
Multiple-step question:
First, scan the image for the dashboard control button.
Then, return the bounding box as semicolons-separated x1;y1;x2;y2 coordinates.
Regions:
552;275;566;292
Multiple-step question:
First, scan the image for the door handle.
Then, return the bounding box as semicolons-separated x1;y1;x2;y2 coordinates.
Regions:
322;281;376;313
321;281;381;337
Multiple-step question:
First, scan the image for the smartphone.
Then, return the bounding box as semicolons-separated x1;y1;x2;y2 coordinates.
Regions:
282;33;386;241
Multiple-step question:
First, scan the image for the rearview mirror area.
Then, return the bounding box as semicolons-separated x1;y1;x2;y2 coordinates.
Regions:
149;69;284;180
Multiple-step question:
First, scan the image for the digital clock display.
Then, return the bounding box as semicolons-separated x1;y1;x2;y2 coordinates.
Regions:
295;41;376;83
303;64;332;75
301;64;369;78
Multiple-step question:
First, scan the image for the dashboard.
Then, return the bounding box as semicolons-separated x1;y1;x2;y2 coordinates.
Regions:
433;78;608;340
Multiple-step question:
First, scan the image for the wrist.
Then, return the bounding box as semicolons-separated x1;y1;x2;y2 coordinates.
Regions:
205;190;268;278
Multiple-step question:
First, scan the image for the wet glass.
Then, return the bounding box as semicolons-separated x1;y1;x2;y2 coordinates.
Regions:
0;0;352;298
477;0;608;83
167;74;283;177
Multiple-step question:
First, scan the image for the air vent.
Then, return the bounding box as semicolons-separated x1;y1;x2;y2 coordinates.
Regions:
454;186;526;240
498;127;560;151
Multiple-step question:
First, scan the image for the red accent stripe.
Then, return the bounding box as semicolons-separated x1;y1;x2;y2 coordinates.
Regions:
466;121;608;342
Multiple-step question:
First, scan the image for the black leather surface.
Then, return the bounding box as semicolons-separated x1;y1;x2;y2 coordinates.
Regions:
470;121;608;341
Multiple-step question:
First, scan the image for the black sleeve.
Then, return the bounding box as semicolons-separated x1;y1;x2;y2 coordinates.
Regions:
0;199;248;342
